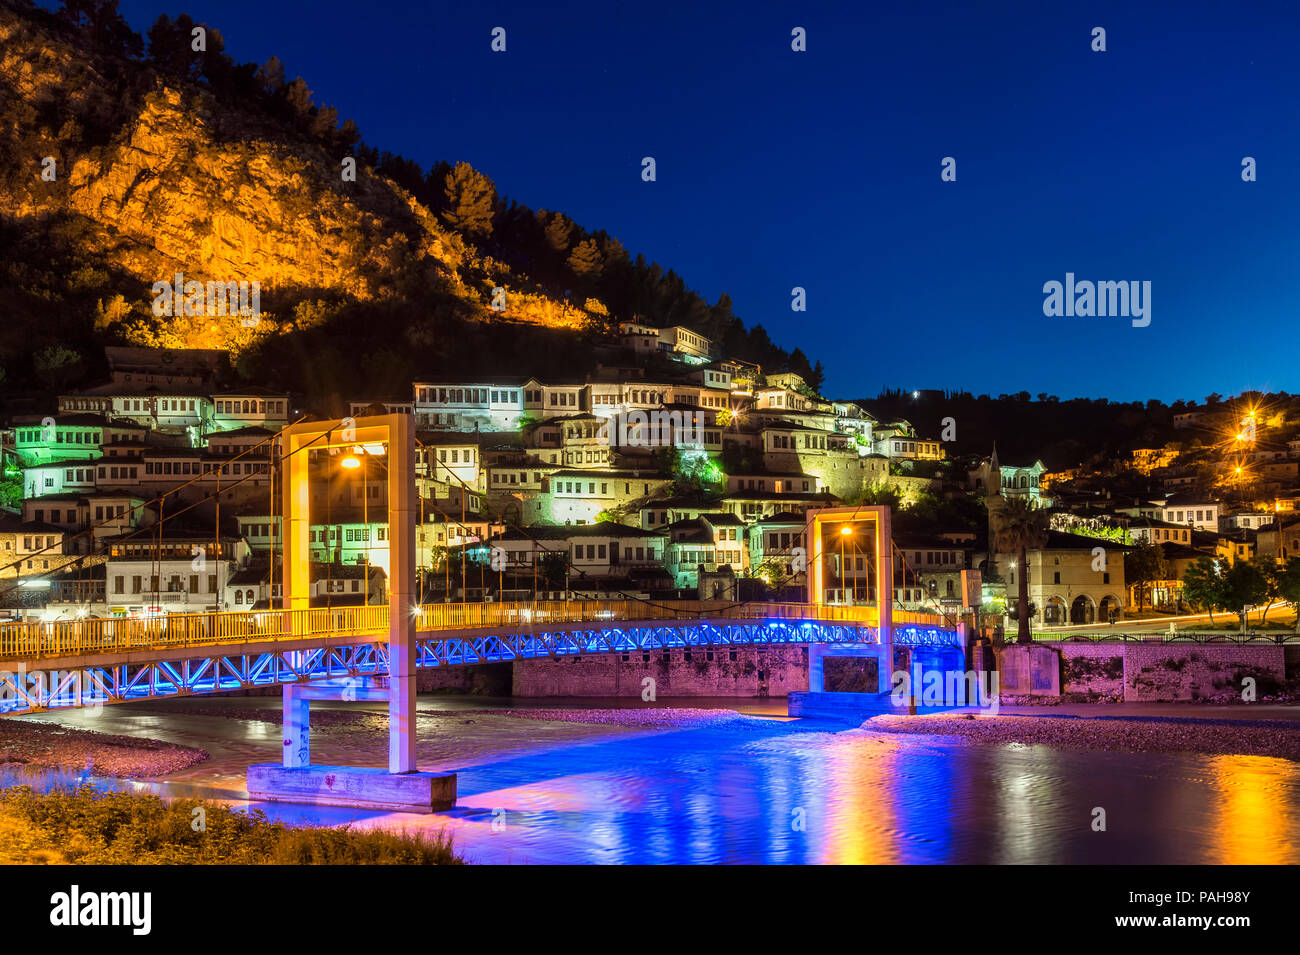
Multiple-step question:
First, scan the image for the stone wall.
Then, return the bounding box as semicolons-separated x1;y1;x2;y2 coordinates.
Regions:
1122;645;1287;702
1058;643;1125;699
993;643;1291;702
416;663;512;695
511;646;808;697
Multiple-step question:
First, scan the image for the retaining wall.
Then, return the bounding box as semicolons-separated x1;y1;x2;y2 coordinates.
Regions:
511;646;808;697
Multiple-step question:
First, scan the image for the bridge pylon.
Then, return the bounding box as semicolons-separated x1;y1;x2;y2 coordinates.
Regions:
246;413;456;813
804;505;893;693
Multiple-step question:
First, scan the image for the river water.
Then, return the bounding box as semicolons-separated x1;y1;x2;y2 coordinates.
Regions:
8;696;1300;864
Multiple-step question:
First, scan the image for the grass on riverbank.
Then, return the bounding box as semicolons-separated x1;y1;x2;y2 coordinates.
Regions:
0;786;463;865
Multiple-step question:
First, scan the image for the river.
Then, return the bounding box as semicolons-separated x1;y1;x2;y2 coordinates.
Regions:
7;696;1300;864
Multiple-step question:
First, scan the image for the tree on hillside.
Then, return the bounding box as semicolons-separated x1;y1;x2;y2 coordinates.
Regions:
255;56;286;94
540;211;575;253
806;360;826;393
442;162;497;237
58;0;143;59
146;14;199;78
860;483;903;510
283;77;314;119
33;346;84;392
567;238;603;277
994;496;1050;644
1124;539;1167;611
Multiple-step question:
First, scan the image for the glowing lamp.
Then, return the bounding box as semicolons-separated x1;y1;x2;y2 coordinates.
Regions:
840;526;852;535
340;456;361;469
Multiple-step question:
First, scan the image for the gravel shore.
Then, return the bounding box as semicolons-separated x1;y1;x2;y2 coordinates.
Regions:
122;702;374;726
0;720;209;777
460;707;751;730
866;712;1300;760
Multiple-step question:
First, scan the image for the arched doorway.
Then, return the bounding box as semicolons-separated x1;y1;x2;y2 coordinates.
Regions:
1044;595;1067;626
1098;594;1122;623
1070;594;1096;624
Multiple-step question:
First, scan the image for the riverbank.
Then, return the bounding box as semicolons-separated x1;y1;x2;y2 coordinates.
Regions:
0;720;209;777
0;785;461;864
866;711;1300;760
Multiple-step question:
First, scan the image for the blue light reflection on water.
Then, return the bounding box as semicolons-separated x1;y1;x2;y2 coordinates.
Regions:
5;714;1300;864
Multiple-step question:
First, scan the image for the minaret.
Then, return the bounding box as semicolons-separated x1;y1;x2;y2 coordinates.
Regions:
985;443;1006;570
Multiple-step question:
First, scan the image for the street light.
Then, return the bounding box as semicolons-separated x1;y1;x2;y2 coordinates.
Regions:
337;446;387;604
840;525;852;605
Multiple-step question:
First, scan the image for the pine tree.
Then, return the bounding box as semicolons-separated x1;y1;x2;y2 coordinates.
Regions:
256;56;286;94
541;211;575;253
567;238;603;276
442;162;497;237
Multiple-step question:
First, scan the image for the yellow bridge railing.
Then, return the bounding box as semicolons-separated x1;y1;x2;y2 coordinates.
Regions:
0;601;949;663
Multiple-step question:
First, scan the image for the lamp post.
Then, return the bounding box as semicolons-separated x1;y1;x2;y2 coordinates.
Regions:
840;525;852;605
340;453;363;603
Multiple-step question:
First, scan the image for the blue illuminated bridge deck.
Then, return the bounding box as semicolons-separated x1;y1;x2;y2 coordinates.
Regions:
0;601;958;715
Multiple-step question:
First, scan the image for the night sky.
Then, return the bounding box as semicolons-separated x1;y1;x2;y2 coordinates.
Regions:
91;0;1300;402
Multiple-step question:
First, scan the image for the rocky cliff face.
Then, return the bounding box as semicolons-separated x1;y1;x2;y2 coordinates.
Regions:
0;3;587;354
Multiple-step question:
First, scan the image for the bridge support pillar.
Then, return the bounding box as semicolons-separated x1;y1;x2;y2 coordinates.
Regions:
388;638;416;774
283;683;310;769
388;412;418;774
807;645;826;692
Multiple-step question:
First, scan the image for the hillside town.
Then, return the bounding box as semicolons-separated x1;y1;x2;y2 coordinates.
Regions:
2;325;1296;633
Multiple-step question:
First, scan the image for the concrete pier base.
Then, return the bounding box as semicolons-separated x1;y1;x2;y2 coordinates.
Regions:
788;690;901;722
789;689;969;722
247;764;457;813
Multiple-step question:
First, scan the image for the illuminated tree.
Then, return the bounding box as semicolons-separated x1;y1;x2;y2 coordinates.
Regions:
567;238;603;277
540;211;575;253
283;77;314;119
1273;557;1300;633
1181;557;1227;624
442;162;497;237
1223;559;1268;633
1124;539;1167;611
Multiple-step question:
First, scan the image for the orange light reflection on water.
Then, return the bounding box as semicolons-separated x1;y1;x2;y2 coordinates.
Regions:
1204;754;1300;864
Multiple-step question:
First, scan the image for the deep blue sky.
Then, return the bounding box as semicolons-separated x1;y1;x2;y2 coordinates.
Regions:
93;0;1300;401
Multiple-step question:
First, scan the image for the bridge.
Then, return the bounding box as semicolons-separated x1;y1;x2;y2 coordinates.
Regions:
0;600;956;715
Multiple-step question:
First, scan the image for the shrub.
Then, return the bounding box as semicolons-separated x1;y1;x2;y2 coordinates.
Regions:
0;786;462;865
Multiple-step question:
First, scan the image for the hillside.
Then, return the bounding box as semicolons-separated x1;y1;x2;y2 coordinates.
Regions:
0;0;819;408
